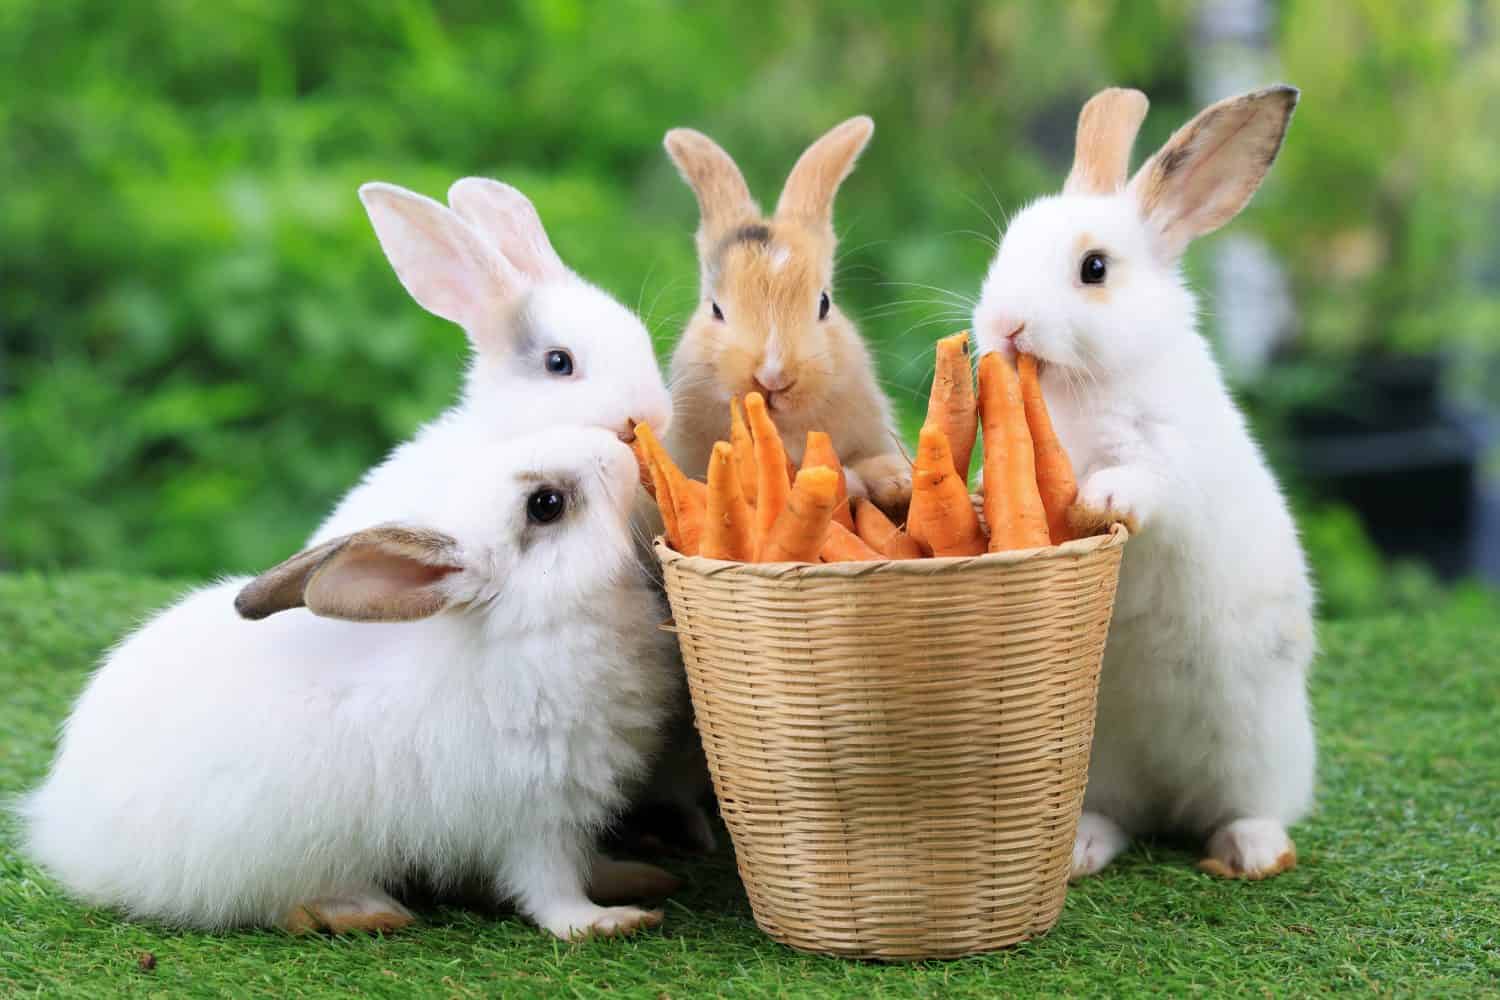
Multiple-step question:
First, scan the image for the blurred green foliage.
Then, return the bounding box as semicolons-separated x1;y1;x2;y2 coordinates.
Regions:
2;1;1495;613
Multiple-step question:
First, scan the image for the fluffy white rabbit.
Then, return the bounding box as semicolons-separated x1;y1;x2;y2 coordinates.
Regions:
313;178;672;543
20;426;683;939
971;86;1316;880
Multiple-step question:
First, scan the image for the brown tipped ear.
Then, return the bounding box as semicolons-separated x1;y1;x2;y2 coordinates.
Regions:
1128;85;1299;259
774;115;874;227
235;526;462;623
1064;88;1150;196
663;128;759;240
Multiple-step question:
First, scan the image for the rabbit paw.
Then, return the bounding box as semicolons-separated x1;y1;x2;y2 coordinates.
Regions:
540;903;664;941
589;857;683;904
851;454;913;523
1068;467;1149;536
283;889;414;935
1070;811;1129;881
1198;818;1298;880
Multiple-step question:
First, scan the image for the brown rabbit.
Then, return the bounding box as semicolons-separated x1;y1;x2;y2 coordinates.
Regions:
662;116;911;517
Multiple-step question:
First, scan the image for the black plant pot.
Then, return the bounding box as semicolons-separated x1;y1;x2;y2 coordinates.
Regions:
1287;355;1485;580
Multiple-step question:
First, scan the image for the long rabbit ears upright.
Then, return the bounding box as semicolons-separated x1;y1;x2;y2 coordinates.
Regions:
774;115;874;229
446;178;571;284
1064;88;1150;196
663;127;760;242
1129;85;1300;259
359;182;526;351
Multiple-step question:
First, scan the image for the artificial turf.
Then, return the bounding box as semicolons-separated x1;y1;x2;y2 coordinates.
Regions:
1;571;1496;997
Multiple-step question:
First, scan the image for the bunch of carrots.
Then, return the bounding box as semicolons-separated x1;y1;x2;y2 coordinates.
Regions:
636;331;1081;563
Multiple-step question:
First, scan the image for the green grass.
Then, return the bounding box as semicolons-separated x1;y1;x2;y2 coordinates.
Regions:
2;573;1497;998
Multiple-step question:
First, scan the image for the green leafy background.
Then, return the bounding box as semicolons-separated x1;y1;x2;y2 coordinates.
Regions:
4;0;1497;611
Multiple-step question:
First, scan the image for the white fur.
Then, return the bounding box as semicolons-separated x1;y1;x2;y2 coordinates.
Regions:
20;427;681;938
972;88;1315;877
315;180;672;544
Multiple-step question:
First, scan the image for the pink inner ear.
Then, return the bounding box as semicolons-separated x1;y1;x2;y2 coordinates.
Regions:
308;547;462;622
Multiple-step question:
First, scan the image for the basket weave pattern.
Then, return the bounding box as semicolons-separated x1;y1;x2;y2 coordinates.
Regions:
656;526;1126;960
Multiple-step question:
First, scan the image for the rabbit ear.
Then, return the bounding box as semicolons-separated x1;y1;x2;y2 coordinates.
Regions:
774;115;874;226
663;127;760;239
236;525;462;623
1128;85;1299;259
446;178;570;284
359;182;526;336
1064;88;1150;196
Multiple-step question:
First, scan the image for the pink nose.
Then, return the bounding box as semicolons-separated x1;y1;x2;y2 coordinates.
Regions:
753;367;795;393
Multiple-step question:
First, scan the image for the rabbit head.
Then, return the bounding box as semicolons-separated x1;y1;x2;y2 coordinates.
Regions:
359;180;672;441
663;117;874;424
237;425;642;629
972;86;1299;378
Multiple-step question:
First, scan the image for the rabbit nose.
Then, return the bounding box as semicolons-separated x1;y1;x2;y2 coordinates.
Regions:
617;419;639;444
752;366;795;394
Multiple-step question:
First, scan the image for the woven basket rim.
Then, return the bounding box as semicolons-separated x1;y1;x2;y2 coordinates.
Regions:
655;521;1127;579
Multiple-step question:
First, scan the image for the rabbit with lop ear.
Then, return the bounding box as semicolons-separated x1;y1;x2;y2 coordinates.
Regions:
662;117;912;517
971;86;1316;881
312;179;672;544
20;426;683;939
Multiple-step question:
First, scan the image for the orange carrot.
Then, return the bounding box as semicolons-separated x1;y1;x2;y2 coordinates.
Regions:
906;425;988;556
978;352;1049;551
759;466;838;563
821;521;883;562
637;422;707;555
851;497;928;559
926;330;978;481
1018;353;1077;544
744;392;791;558
701;441;755;561
630;435;654;495
803;430;854;531
729;396;757;505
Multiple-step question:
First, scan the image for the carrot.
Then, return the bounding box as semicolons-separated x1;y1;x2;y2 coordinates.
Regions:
744;392;792;558
977;352;1049;551
821;521;883;562
906;425;988;556
926;330;978;482
637;422;707;555
803;431;854;531
1017;353;1077;544
851;497;928;559
701;441;755;561
729;396;757;505
759;466;838;563
630;435;654;495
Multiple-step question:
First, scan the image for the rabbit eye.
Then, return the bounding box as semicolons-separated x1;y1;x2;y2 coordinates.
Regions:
544;349;574;376
1080;252;1108;285
711;301;725;322
526;487;567;525
818;291;831;321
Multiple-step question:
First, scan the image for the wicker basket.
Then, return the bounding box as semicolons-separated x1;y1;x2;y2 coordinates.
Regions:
655;524;1127;960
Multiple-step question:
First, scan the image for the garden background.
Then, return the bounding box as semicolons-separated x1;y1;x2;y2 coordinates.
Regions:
4;0;1500;615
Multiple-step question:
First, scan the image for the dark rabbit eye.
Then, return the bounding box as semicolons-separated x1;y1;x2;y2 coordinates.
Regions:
818;291;831;320
711;301;725;321
526;487;566;525
544;349;574;376
1080;252;1107;285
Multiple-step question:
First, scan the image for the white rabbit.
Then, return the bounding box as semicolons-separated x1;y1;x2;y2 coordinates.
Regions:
312;178;672;544
971;86;1316;880
20;426;683;939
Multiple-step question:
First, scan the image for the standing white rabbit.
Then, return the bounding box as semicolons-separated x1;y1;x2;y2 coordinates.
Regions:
313;178;672;543
971;86;1316;880
20;426;682;939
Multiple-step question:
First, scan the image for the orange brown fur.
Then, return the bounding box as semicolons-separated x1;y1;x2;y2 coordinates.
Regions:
662;118;911;518
1197;846;1297;881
